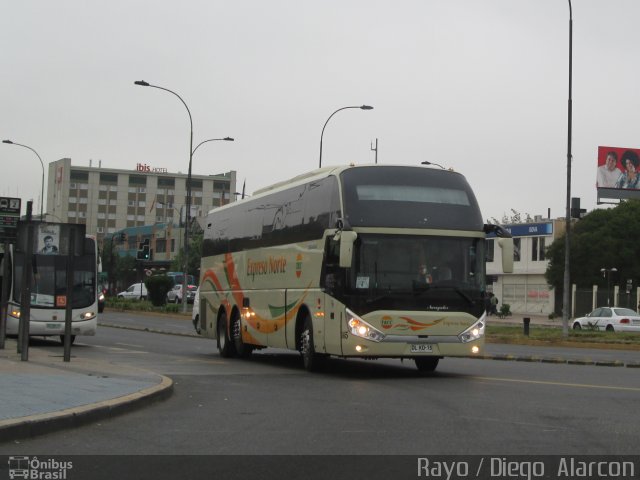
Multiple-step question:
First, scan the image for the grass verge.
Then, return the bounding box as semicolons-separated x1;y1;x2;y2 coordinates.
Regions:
487;324;640;350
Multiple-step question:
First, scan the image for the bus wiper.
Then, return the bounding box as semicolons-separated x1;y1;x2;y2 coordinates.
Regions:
365;294;394;305
413;283;475;306
429;285;475;306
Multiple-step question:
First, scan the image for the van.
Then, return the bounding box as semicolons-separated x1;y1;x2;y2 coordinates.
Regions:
117;283;148;300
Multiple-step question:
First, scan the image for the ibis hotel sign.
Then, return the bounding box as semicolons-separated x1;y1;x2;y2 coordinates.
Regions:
136;163;168;174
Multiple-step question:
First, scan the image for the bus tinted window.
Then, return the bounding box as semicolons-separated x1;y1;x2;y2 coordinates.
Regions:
203;176;340;256
341;166;483;230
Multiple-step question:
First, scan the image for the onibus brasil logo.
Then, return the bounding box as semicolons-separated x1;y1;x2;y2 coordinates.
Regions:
8;456;72;479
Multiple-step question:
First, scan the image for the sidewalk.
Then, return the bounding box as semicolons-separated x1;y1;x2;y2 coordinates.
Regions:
0;338;173;442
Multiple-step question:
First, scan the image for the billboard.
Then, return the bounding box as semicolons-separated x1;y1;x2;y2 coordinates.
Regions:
596;146;640;203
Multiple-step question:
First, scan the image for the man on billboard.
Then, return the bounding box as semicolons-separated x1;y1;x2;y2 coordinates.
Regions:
596;150;621;188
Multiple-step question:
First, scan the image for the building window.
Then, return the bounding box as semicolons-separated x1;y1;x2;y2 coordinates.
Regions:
139;200;146;207
99;185;108;192
98;199;107;205
513;238;521;262
138;187;146;193
69;197;77;203
127;215;135;221
486;239;495;262
531;237;546;262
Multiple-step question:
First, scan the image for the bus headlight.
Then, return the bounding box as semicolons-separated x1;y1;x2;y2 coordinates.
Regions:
81;312;96;321
458;318;485;343
9;307;20;319
346;308;385;342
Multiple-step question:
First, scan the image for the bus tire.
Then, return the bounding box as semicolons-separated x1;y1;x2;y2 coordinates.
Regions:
414;356;439;373
217;311;235;358
300;315;325;372
232;311;253;358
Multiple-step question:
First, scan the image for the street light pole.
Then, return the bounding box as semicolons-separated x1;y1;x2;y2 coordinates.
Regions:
601;267;617;307
134;80;193;313
319;105;373;169
2;140;45;220
562;0;573;338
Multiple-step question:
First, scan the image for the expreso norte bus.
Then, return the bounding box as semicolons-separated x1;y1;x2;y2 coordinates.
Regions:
197;164;513;372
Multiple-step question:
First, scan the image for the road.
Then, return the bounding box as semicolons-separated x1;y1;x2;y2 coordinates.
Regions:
2;311;639;455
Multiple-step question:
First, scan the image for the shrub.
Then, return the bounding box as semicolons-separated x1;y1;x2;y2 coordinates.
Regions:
145;275;174;306
499;303;512;318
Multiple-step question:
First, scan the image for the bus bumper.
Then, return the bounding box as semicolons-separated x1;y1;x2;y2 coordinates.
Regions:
4;316;97;337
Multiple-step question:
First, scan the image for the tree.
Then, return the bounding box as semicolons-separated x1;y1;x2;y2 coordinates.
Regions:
545;200;640;294
171;232;203;280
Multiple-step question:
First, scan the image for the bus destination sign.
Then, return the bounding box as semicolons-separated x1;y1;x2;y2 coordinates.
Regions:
0;197;21;243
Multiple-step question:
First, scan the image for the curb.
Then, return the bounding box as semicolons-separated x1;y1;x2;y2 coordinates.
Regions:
0;374;173;442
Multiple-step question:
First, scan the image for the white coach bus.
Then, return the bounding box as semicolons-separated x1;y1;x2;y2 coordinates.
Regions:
197;164;513;372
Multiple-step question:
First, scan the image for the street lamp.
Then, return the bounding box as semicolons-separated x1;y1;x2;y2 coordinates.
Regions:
2;140;45;220
421;161;445;170
192;137;234;156
319;105;373;169
134;79;193;313
600;267;617;307
562;0;573;337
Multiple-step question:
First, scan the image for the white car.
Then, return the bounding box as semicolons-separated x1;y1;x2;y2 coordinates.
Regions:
166;284;197;304
572;307;640;332
117;283;148;300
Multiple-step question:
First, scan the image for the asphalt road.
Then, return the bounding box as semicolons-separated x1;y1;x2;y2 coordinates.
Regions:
1;311;639;456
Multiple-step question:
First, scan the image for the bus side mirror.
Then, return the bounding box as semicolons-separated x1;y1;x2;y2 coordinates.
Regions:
339;231;358;268
498;238;514;273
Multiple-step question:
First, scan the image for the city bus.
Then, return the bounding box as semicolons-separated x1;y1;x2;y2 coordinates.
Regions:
197;164;513;372
3;231;99;344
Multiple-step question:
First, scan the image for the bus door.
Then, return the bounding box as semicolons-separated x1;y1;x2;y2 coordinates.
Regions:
321;235;344;356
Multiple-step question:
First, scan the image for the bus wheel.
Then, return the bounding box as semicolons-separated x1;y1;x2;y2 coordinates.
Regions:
300;316;324;372
232;312;253;358
414;356;439;373
217;312;235;358
59;335;76;345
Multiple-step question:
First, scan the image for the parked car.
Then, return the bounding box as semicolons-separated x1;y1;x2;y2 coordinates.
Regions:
192;286;201;334
166;284;197;304
572;307;640;332
117;283;148;300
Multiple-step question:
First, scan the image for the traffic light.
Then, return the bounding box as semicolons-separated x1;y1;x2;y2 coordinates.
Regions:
137;239;150;260
570;197;586;219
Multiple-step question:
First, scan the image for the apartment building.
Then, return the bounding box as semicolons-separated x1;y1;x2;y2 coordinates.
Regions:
46;158;236;250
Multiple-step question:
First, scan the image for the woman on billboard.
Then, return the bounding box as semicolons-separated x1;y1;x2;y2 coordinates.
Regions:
614;150;640;189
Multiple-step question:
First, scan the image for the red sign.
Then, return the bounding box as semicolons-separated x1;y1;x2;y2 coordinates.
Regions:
56;295;67;307
597;146;640;190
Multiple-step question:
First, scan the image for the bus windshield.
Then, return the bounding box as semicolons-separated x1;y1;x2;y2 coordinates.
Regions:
348;234;486;293
13;253;97;309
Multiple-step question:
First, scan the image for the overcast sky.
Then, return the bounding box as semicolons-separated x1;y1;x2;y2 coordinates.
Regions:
2;0;639;222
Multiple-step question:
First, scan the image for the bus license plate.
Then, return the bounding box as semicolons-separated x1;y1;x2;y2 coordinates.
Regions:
46;323;61;330
410;344;433;353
